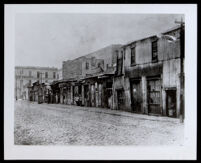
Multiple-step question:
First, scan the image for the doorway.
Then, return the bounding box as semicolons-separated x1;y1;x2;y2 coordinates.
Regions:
147;78;162;115
130;79;142;113
116;89;124;110
166;90;177;118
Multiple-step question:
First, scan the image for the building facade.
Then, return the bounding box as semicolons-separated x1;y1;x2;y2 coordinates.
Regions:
55;44;122;107
27;26;184;119
15;66;58;100
113;26;184;118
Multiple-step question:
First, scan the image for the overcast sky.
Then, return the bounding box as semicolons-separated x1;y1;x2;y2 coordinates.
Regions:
15;13;183;69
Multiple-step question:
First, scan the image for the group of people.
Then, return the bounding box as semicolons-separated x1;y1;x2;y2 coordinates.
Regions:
45;90;59;104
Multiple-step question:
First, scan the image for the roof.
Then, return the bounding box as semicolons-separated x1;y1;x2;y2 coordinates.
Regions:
15;66;58;70
50;78;77;85
122;25;182;48
63;44;122;63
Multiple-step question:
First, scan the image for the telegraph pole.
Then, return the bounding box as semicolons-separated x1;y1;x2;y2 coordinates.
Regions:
175;17;185;123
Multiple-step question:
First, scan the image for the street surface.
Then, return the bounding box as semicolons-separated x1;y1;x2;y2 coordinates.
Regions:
14;100;184;145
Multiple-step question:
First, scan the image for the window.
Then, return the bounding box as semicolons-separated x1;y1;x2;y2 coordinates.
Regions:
45;72;48;78
53;72;56;79
86;62;89;70
29;71;32;77
29;80;31;85
152;40;158;61
131;47;136;65
57;74;59;79
37;71;40;78
20;80;23;88
20;69;23;75
116;57;123;76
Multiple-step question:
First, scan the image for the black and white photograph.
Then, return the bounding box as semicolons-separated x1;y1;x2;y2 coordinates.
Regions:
4;4;197;160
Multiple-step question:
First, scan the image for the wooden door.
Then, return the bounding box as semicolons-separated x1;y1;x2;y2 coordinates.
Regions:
130;80;142;113
117;89;124;110
166;90;176;117
147;79;161;115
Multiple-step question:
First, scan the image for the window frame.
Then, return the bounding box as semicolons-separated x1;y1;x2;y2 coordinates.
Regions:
86;62;89;70
53;72;56;79
130;46;136;66
37;71;40;78
45;72;48;78
29;71;32;77
151;39;158;62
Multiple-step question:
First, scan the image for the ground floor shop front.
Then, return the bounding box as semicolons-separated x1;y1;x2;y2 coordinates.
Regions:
113;60;182;118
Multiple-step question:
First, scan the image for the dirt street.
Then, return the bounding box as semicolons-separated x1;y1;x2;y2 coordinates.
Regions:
14;100;184;146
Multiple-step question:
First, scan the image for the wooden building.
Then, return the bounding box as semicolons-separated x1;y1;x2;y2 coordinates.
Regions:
113;25;184;118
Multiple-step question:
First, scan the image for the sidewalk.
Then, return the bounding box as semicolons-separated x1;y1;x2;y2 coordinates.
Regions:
39;102;181;124
16;100;181;123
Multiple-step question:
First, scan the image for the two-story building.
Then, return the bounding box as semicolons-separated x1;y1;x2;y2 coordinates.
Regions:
55;44;122;107
15;66;58;100
113;25;184;118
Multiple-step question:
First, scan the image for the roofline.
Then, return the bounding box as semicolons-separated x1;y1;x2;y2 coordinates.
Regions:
63;44;123;62
15;66;58;70
122;25;182;48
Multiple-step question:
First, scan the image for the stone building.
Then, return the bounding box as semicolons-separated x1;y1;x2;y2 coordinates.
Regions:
15;66;58;100
113;25;184;118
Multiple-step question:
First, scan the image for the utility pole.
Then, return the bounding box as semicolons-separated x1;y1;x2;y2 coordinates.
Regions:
175;17;185;123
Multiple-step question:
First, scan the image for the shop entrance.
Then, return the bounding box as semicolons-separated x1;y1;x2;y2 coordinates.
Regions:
130;79;142;113
116;89;124;110
166;90;177;118
147;77;162;115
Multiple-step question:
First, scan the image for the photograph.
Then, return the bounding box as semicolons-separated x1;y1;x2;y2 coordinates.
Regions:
4;4;197;160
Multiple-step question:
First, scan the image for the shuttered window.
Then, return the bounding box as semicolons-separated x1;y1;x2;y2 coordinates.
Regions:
37;72;40;78
131;47;136;65
45;72;48;78
152;40;158;61
116;58;123;75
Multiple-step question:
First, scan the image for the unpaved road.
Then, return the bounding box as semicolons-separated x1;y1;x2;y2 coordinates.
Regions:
14;100;184;146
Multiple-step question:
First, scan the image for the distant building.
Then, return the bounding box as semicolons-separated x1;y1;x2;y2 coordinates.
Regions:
62;44;122;80
15;66;58;100
59;44;122;106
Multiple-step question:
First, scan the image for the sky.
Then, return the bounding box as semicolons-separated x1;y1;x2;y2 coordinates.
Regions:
15;13;184;69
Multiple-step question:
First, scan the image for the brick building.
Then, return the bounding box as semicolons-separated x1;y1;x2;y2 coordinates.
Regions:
57;44;122;107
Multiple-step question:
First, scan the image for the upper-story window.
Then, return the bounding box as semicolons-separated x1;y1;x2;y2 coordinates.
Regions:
86;62;89;70
45;72;48;78
20;69;23;75
152;40;158;61
53;72;56;79
37;71;40;78
29;71;32;77
116;57;123;76
131;47;136;65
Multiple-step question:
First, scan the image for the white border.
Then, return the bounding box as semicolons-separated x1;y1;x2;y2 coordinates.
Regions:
4;4;197;160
